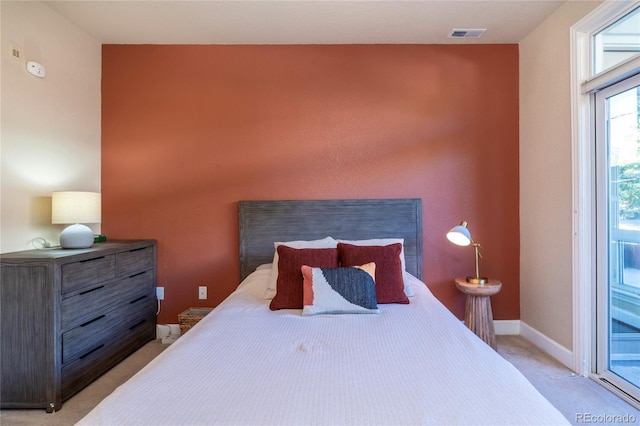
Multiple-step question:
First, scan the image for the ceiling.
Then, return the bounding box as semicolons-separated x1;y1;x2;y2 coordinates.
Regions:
44;0;568;45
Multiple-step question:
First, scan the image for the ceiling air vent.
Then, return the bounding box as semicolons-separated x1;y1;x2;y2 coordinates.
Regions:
448;29;487;39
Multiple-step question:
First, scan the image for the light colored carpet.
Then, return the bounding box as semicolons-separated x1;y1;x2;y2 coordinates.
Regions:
1;335;638;425
498;335;639;424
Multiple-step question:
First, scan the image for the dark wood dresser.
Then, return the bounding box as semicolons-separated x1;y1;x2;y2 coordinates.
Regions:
0;240;156;412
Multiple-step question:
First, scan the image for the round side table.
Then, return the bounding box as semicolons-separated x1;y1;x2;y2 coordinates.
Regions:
455;278;502;350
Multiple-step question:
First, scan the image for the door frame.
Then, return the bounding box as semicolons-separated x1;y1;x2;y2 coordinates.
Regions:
594;74;640;400
571;0;640;408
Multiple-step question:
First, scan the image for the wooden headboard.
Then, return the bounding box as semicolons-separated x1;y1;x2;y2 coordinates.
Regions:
238;199;422;281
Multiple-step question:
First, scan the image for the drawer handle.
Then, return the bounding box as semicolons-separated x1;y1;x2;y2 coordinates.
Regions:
128;247;147;253
130;295;148;304
129;271;146;279
79;285;105;295
80;256;105;263
129;319;146;330
80;314;106;327
79;344;105;359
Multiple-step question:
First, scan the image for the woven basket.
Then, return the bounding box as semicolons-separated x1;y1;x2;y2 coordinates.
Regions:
178;307;214;335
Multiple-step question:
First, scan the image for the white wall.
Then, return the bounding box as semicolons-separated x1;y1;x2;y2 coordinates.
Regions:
519;0;602;351
1;1;101;253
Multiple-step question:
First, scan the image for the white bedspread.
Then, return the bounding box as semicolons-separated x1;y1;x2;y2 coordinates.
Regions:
78;269;569;425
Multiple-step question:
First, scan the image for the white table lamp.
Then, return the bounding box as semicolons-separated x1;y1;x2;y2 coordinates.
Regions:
52;191;101;249
446;220;487;284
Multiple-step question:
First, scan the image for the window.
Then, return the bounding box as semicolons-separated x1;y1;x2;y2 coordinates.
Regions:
572;0;640;409
593;7;640;74
595;74;640;399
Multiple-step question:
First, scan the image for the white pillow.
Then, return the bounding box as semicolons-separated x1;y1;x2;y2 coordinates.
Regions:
336;238;413;297
264;236;338;299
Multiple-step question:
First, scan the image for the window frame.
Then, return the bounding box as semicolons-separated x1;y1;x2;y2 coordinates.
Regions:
570;0;640;408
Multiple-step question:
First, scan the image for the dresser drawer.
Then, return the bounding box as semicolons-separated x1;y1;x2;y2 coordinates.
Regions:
62;293;155;364
61;314;155;400
63;312;109;364
61;270;154;330
117;246;154;277
62;255;116;294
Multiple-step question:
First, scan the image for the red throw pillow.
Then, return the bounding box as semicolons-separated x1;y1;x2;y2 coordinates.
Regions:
269;246;339;310
337;242;409;304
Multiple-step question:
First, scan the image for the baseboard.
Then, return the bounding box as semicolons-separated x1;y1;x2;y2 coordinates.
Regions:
494;320;520;335
493;320;574;370
520;321;573;369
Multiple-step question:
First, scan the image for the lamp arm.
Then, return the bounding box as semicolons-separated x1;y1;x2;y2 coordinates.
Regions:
469;241;487;284
472;242;481;280
471;240;483;258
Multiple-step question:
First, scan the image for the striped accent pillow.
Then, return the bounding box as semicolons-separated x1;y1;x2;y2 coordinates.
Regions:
301;263;379;316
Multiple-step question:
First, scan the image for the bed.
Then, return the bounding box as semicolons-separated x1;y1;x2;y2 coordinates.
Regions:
78;199;569;425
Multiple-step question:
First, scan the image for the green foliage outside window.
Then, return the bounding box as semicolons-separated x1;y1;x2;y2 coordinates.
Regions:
620;163;640;220
618;91;640;220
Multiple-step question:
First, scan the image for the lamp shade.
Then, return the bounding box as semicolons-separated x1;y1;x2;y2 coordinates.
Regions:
446;221;471;246
52;191;101;224
52;191;101;249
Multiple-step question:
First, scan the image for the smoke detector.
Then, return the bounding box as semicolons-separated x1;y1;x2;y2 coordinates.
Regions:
448;29;487;39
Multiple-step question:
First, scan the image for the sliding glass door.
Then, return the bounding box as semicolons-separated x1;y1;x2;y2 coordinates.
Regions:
595;73;640;401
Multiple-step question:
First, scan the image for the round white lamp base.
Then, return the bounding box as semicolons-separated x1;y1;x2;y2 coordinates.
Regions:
60;224;94;249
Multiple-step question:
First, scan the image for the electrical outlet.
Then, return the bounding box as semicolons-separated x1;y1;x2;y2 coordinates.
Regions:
156;287;164;300
198;286;207;300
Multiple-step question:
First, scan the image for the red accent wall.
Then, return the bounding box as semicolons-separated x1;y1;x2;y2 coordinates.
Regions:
102;44;519;324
